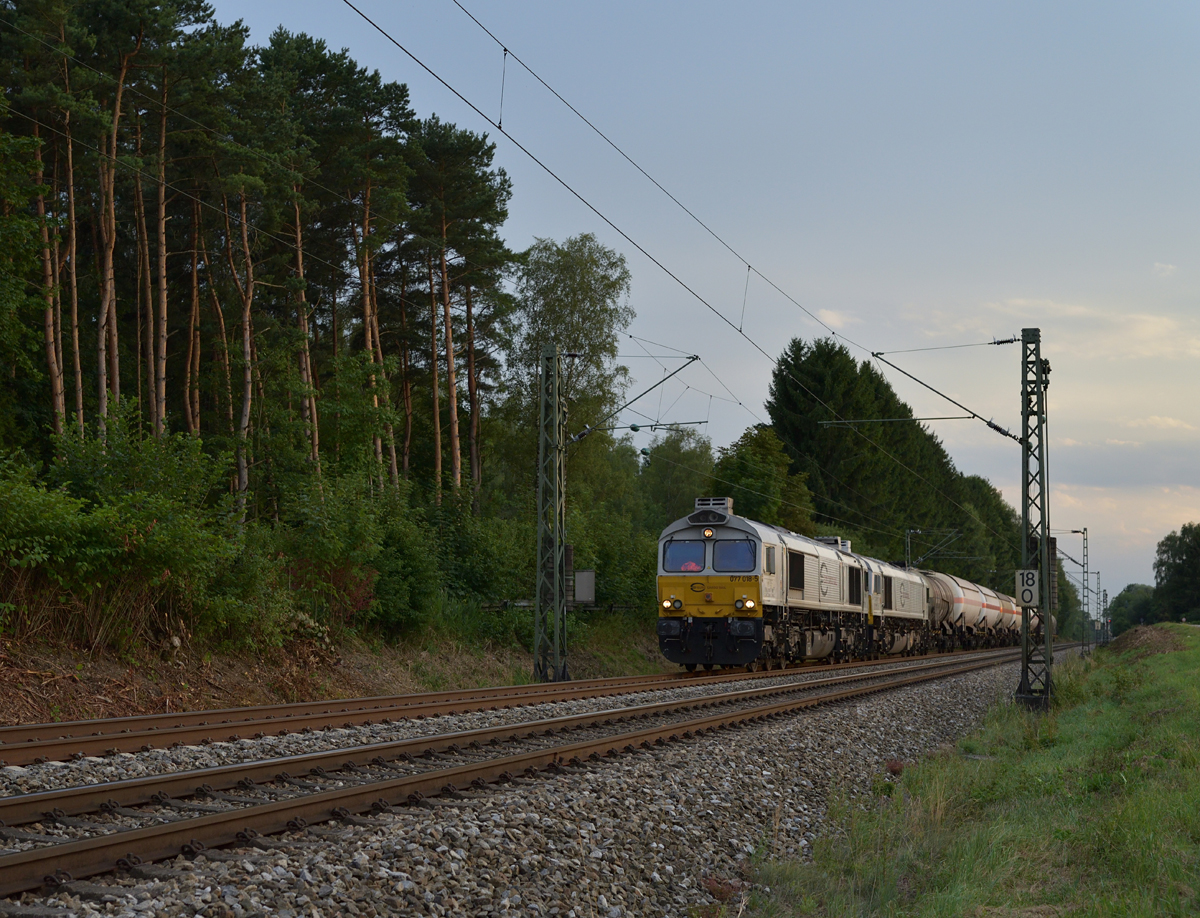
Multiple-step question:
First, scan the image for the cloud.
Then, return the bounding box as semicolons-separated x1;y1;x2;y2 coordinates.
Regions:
1128;415;1196;430
1153;262;1177;278
1105;438;1141;446
817;308;857;329
967;299;1200;361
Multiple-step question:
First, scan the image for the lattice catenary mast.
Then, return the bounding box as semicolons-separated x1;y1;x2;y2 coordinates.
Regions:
1016;328;1055;708
534;345;568;682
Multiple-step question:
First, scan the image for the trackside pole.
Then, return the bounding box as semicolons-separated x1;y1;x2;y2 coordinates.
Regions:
534;345;568;682
1016;327;1053;708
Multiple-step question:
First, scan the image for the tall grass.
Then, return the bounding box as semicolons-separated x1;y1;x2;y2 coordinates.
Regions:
754;628;1200;917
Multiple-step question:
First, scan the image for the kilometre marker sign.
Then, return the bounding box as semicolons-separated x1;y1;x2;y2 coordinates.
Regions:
1016;570;1039;607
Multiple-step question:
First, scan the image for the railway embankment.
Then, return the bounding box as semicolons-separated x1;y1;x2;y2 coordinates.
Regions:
0;611;667;727
0;654;1020;917
751;624;1200;917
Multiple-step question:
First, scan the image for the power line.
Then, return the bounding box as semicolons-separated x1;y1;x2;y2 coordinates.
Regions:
337;0;1024;556
872;352;1021;443
446;0;873;355
875;336;1020;355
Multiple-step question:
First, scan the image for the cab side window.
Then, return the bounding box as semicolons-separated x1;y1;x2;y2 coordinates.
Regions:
765;546;776;575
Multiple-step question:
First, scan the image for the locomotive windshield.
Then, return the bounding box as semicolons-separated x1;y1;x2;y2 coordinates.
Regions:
663;540;705;572
713;539;756;572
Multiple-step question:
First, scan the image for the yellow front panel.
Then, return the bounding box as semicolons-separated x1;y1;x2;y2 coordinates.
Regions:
657;575;762;618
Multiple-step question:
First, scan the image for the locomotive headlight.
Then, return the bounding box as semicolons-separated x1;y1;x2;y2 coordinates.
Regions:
745;600;756;609
735;600;744;610
673;599;683;610
703;528;714;538
662;600;672;609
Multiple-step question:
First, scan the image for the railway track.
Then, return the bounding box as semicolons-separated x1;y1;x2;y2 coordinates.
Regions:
0;646;1038;899
0;644;1025;766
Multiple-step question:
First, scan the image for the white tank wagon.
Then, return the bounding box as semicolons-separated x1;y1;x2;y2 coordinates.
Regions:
657;498;1024;669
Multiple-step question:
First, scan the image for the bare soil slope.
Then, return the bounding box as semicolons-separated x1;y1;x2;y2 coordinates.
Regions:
0;619;667;726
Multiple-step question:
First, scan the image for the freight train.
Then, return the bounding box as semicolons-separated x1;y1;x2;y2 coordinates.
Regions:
657;497;1044;670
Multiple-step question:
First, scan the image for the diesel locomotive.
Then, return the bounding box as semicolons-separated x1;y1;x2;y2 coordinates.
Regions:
657;497;1031;670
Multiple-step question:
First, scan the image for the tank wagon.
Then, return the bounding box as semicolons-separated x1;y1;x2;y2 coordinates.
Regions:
657;497;1032;670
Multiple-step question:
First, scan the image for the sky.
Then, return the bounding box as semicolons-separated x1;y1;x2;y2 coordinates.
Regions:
209;0;1200;600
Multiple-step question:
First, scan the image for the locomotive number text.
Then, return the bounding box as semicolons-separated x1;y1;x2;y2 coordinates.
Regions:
728;576;759;582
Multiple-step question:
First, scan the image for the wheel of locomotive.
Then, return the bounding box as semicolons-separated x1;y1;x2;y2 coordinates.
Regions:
703;663;714;671
685;663;697;673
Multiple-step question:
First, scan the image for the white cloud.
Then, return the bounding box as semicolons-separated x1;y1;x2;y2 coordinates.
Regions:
1105;438;1141;446
817;308;857;329
952;298;1200;361
1153;262;1177;278
1128;415;1196;430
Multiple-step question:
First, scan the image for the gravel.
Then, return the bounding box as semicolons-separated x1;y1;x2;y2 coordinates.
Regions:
1;660;1020;918
0;655;994;798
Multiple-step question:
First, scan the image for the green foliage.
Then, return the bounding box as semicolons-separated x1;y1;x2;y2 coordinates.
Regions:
1154;522;1200;622
636;428;714;533
504;233;634;429
768;337;1021;584
1104;524;1200;636
1109;583;1156;635
710;424;816;535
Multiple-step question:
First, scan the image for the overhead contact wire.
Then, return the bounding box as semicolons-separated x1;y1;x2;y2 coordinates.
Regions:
336;1;1024;556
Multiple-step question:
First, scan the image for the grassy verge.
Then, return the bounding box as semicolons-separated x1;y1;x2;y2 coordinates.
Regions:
752;624;1200;917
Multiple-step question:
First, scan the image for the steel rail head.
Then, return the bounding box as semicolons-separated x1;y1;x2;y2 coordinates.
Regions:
0;644;1023;763
0;649;1037;898
0;648;1022;827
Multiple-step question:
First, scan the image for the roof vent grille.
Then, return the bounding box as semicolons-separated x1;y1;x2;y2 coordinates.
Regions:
695;497;733;514
816;536;853;553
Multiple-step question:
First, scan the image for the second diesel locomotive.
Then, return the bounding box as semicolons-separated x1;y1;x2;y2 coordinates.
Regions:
657;497;1033;670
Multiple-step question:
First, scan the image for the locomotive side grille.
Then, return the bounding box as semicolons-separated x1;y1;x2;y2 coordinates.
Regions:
805;555;820;601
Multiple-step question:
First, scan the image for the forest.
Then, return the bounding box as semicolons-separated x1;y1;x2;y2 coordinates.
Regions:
0;1;1063;655
1107;523;1200;635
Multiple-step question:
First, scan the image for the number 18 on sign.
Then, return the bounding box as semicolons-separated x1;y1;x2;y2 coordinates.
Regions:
1016;570;1039;607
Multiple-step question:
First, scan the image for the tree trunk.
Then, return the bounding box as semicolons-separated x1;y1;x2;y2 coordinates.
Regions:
440;228;461;491
369;262;399;489
428;255;442;501
332;287;340;463
94;190;107;432
399;264;412;479
96;39;140;430
33;121;65;435
135;190;144;427
134;120;154;431
225;191;255;513
358;187;384;487
49;149;65;426
465;283;481;513
63;99;84;433
184;199;200;434
292;195;320;469
154;69;169;436
198;229;234;434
